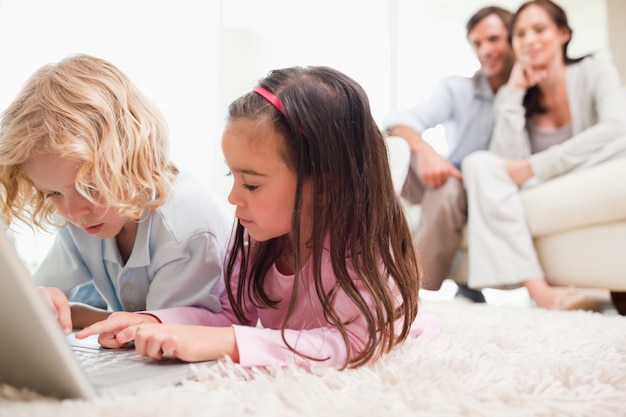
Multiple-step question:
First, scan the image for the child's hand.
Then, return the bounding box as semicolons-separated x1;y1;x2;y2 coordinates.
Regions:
76;311;160;348
132;324;238;363
38;287;72;335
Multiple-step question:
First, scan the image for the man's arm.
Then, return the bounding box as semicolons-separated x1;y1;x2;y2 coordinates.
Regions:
387;125;461;188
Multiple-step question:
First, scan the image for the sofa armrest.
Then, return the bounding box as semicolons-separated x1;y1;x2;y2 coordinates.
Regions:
521;158;626;237
386;135;411;196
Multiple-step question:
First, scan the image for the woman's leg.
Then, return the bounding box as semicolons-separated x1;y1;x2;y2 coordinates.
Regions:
463;151;543;287
462;151;596;310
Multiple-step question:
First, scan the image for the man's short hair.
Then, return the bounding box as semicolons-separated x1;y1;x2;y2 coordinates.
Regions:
466;6;513;37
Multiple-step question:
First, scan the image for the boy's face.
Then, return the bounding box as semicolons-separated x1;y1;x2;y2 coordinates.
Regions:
21;156;134;240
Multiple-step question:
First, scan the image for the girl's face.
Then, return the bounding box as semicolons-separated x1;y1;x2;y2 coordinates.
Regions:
512;4;570;68
222;117;311;243
21;156;134;239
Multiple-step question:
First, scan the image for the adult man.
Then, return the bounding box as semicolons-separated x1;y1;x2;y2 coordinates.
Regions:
383;6;515;301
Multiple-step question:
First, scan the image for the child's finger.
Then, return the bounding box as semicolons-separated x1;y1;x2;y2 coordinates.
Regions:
114;326;139;345
133;325;162;359
56;302;73;335
38;287;73;334
96;331;127;349
160;335;180;359
76;318;133;339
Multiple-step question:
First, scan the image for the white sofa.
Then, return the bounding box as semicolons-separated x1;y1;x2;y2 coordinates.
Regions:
386;136;626;313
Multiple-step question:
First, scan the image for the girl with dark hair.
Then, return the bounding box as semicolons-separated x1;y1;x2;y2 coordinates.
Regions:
462;0;626;310
79;66;438;369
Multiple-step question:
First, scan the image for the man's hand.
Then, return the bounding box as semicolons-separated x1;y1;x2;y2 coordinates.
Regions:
416;148;462;188
387;124;461;188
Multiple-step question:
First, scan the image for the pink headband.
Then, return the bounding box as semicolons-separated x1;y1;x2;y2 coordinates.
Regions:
253;86;307;136
253;86;285;115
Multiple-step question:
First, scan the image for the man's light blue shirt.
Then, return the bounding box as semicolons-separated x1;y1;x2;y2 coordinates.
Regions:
383;71;496;168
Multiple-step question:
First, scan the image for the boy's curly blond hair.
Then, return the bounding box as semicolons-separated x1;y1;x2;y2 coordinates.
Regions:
0;54;178;230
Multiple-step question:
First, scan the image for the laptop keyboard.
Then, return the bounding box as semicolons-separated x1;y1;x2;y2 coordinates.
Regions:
72;346;154;373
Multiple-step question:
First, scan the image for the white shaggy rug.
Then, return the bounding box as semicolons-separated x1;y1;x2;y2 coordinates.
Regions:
2;298;626;417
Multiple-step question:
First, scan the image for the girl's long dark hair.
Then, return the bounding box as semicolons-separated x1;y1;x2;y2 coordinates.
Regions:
224;66;419;368
511;0;587;118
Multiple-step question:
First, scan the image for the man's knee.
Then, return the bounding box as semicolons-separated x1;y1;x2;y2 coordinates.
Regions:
421;177;466;215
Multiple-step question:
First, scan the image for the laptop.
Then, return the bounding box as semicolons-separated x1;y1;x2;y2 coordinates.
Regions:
0;228;212;400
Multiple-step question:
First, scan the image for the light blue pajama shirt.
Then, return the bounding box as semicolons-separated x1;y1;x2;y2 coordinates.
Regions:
33;170;233;313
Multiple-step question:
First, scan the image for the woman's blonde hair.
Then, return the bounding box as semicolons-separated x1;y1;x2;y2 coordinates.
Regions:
0;54;178;230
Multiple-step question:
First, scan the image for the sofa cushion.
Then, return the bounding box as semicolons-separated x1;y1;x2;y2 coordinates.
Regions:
521;158;626;237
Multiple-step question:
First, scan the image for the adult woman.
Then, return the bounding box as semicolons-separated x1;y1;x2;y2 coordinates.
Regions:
461;0;626;310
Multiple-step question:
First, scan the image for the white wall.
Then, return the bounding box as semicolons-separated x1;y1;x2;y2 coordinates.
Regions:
0;0;616;265
0;0;396;211
0;0;222;191
1;0;612;207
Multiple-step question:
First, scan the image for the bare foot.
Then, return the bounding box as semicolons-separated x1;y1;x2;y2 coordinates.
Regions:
524;278;563;308
524;279;603;311
551;288;604;312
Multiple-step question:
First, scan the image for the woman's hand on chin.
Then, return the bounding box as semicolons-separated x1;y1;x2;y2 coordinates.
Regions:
509;62;548;89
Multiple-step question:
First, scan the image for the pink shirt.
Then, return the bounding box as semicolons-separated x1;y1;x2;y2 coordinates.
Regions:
149;251;439;368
